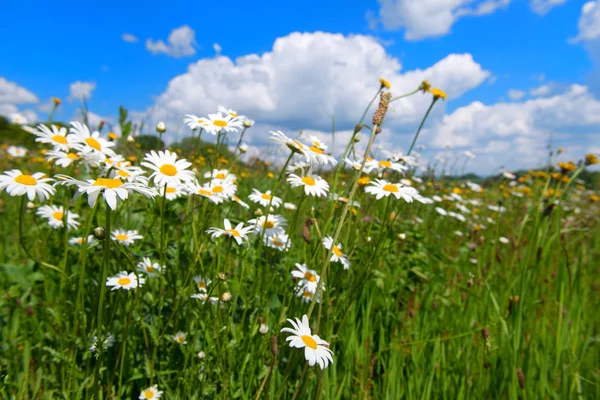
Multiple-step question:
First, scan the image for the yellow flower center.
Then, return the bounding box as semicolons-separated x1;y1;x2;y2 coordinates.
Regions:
303;291;313;299
52;135;67;144
309;146;324;154
93;178;123;188
213;120;228;127
264;220;275;229
216;173;226;179
85;137;102;151
159;164;177;176
108;133;118;140
304;272;316;282
76;238;84;243
67;153;79;160
333;245;343;257
379;160;392;168
301;335;318;349
177;336;185;343
15;174;37;186
52;211;64;221
144;390;155;399
117;277;131;286
261;193;272;200
198;282;206;289
166;187;176;194
226;229;240;237
229;112;237;117
301;176;316;186
198;189;212;196
145;265;154;273
117;170;130;177
212;186;224;193
116;234;129;241
383;184;399;193
273;237;283;246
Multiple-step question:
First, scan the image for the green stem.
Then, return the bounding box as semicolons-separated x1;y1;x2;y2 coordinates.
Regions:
406;99;437;156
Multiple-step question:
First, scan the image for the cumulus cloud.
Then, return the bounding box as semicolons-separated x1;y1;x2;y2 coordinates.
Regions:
146;25;197;57
530;0;567;15
146;32;489;138
374;0;510;40
570;1;600;43
507;89;526;100
213;43;222;54
0;77;38;104
122;33;138;43
68;81;96;101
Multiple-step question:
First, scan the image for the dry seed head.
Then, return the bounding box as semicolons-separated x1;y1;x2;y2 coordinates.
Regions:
218;272;227;281
221;292;232;302
516;368;525;389
372;92;392;127
482;327;490;340
270;336;279;355
302;218;314;243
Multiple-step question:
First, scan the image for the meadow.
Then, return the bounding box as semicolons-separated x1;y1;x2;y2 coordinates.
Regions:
0;80;599;399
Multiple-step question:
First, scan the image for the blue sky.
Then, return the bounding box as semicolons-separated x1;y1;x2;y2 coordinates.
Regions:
1;0;599;173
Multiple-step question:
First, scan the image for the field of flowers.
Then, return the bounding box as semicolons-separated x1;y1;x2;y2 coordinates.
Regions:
0;80;599;399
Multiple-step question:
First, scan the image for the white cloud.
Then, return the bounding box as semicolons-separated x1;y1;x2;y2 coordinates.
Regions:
570;1;600;43
0;77;38;104
69;81;96;101
213;43;222;54
530;0;567;15
122;33;138;43
147;32;489;137
146;25;196;57
429;84;600;171
375;0;510;40
507;89;526;100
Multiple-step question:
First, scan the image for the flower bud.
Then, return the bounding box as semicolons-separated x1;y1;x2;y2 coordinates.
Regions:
51;97;62;106
93;227;106;241
259;323;269;334
26;201;35;210
218;272;227;281
254;209;263;217
243;119;254;128
156;121;166;134
197;351;206;360
239;143;248;153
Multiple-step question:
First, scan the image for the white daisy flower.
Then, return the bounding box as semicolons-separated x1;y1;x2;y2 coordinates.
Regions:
7;146;28;158
432;195;443;202
141;150;195;187
0;169;55;201
160;184;187;201
139;385;163;400
454;230;464;236
305;145;337;166
264;232;291;252
172;331;187;344
307;135;328;151
54;175;154;210
69;235;96;246
322;236;351;269
205;112;242;134
499;237;510;244
344;157;363;171
283;202;297;211
218;105;245;121
190;293;220;304
269;130;309;158
291;263;321;293
110;165;148;185
365;158;407;174
10;113;28;125
186;180;225;204
136;257;165;277
448;211;466;222
287;174;330;197
36;205;80;230
296;286;322;303
204;169;236;182
209;179;237;200
502;171;516;180
183;114;211;131
232;195;250;209
247;214;287;236
106;271;145;290
45;150;80;168
435;207;448;216
111;229;143;246
365;179;419;202
206;218;253;246
248;189;282;208
67;121;115;158
332;194;360;207
193;276;212;292
280;315;334;370
89;333;115;353
31;124;72;151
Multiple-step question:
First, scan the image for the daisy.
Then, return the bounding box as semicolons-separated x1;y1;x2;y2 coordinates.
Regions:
54;175;154;210
307;135;328;151
232;195;250;209
499;237;510;244
193;276;212;292
110;165;148;185
291;263;321;293
7;146;28;158
67;121;115;158
139;385;163;400
160;184;187;201
205;112;242;134
209;179;237;200
269;130;309;158
322;236;351;269
137;257;165;277
332;194;360;207
172;331;187;344
280;315;334;370
365;179;419;202
191;293;220;304
141;150;195;187
344;157;364;171
183;114;211;131
0;170;55;201
265;232;291;252
283;202;297;211
247;214;287;236
206;218;253;246
305;145;337;166
106;271;145;290
365;158;407;174
10;113;28;125
435;207;447;216
89;333;115;353
68;235;96;246
36;205;80;230
248;189;282;208
204;169;236;182
296;287;322;303
287;174;330;197
218;105;245;120
112;229;143;246
187;180;225;204
31;124;72;151
45;150;80;168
